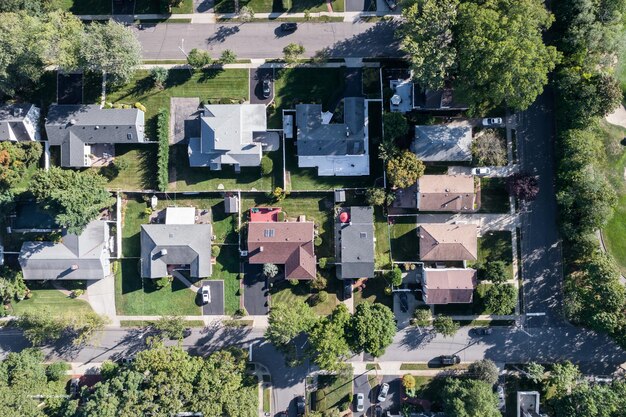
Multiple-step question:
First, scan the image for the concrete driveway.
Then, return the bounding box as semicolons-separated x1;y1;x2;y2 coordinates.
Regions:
200;280;224;315
346;0;374;12
250;68;274;106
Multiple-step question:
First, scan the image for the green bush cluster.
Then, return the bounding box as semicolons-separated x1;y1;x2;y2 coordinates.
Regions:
156;107;169;191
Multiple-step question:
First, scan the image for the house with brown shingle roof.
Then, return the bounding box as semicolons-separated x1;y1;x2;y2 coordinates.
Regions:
417;175;477;212
421;268;477;304
418;224;478;261
247;221;316;280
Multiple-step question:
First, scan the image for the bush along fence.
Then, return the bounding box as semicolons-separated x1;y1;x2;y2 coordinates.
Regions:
157;107;169;192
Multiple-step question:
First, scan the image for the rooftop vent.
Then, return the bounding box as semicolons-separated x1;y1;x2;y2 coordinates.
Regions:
70;264;79;270
69;119;77;126
160;249;168;256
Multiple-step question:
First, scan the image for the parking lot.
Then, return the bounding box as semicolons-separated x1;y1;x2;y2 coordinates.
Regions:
353;374;401;417
200;280;224;315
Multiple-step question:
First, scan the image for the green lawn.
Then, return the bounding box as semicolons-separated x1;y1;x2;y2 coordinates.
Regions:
155;196;238;244
170;146;279;192
10;289;93;316
374;208;391;269
209;245;241;315
270;276;340;316
353;272;392;309
268;68;346;128
106;69;249;139
214;0;343;13
122;197;148;258
59;0;111;14
389;217;419;262
479;177;511;213
135;0;194;13
469;231;514;280
310;373;353;413
94;144;158;191
115;259;201;316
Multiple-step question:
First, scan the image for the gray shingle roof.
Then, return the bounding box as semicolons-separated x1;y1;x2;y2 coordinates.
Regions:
19;220;110;280
0;103;40;142
188;104;267;169
140;224;212;279
45;105;145;167
335;206;375;279
411;122;472;162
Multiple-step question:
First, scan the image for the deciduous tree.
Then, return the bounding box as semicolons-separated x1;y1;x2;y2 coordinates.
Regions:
386;151;425;189
187;48;212;69
150;67;168;90
308;305;351;371
433;315;459;337
365;188;386;206
440;378;501;417
266;300;318;348
348;303;396;357
472;129;506;166
483;284;517;315
507;173;539;202
283;43;305;64
467;359;499;385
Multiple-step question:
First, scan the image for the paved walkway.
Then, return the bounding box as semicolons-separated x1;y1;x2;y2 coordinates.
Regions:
389;212;520;234
447;164;520;177
352;362;468;376
171;270;201;292
113;314;270;327
139;61;381;69
606;104;626;129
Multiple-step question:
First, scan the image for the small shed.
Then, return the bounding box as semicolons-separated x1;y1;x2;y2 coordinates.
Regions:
334;190;346;203
224;195;239;214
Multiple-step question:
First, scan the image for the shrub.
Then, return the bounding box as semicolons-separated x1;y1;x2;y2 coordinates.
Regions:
412;307;432;327
310;273;327;290
314;236;322;247
283;43;305;63
483;261;508;283
483;284;517;315
389;266;402;286
263;263;279;278
46;362;70;382
276;211;286;222
365;187;386;206
156;107;169;191
318;258;328;269
402;374;416;390
315;290;329;305
150;66;168;90
134;102;147;113
289;279;299;286
260;155;273;175
220;49;237;64
187;48;212;69
211;246;221;257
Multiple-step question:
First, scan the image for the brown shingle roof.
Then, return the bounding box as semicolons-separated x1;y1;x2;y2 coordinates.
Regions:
422;268;477;304
419;224;478;261
417;175;476;212
247;221;316;279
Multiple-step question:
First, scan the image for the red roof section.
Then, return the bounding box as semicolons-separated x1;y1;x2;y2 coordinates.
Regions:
249;207;282;222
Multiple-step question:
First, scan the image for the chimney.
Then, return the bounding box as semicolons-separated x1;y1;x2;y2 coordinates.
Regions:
160;249;168;256
71;264;79;270
69;119;76;126
259;246;264;252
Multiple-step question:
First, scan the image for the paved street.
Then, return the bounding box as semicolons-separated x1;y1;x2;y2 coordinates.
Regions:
516;91;563;326
134;21;402;60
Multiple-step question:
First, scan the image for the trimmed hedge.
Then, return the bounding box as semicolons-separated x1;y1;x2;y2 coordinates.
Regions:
156;107;169;191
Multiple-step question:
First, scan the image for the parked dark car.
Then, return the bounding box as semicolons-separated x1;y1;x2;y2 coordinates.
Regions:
280;23;298;33
69;378;80;398
262;79;271;99
472;327;493;336
439;355;461;366
183;327;192;338
343;280;353;301
384;0;397;10
398;292;409;313
296;396;306;416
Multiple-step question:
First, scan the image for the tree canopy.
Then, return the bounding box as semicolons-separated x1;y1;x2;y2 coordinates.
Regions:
29;168;113;234
386;151;425;189
348;303;396;357
265;300;318;349
440;378;501;417
433;315;459;337
307;305;351;371
467;359;499;385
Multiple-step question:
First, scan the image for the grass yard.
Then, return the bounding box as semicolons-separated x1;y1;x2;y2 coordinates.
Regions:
155;196;238;243
310;372;353;413
268;68;346;128
469;231;514;280
214;0;343;13
210;246;241;315
114;259;201;316
170;146;280;192
389;216;418;262
59;0;111;14
107;69;249;139
362;67;381;99
374;208;391;269
479;177;511;213
94;144;158;191
597;121;626;273
353;273;393;309
135;0;194;13
10;289;93;316
122;197;148;258
271;278;340;316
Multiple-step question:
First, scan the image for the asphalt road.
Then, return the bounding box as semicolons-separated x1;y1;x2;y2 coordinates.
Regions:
134;21;402;60
516;91;563;326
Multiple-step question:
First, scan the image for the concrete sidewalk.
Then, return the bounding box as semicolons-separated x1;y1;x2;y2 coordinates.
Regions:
352;361;468;376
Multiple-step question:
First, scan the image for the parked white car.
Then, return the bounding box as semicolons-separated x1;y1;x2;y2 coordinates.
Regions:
471;167;491;176
356;393;364;412
201;285;211;304
482;117;503;126
377;383;390;402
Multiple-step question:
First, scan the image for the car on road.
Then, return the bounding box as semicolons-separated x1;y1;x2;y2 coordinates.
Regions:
377;382;390;402
201;285;211;304
280;23;298;33
296;396;305;416
262;79;271;99
482;117;503;126
472;327;493;336
355;393;364;412
384;0;398;10
439;355;461;366
398;292;409;313
69;378;80;397
471;167;491;176
182;327;192;338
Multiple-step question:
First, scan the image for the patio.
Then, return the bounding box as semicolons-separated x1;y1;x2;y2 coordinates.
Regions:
249;207;282;222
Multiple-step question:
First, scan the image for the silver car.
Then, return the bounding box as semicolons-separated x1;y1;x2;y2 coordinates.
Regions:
482;117;503;126
201;285;211;304
377;383;389;402
356;393;364;411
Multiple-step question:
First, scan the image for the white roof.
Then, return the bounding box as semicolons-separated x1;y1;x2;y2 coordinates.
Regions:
165;207;196;225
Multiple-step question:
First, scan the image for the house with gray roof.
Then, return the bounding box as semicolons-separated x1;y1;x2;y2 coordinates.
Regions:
335;206;375;279
140;208;212;279
19;220;111;280
412;121;473;162
45;104;145;168
295;97;369;176
188;104;278;171
0;103;40;142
